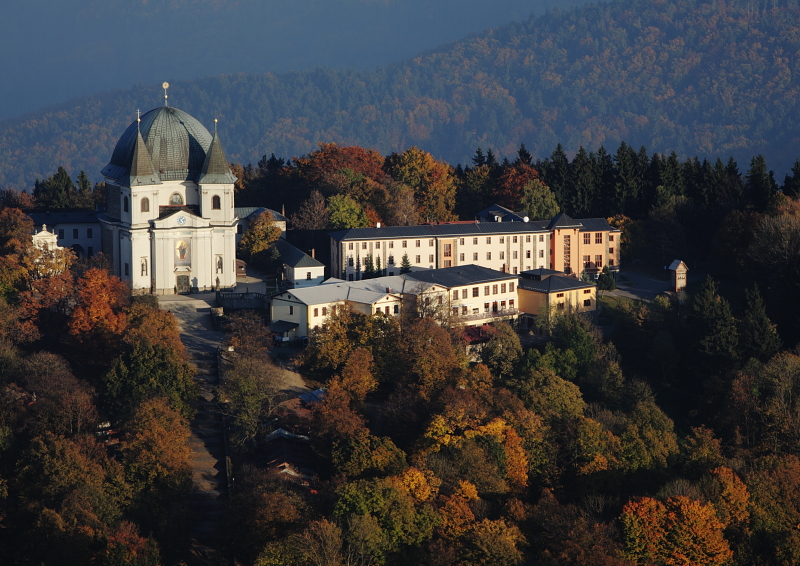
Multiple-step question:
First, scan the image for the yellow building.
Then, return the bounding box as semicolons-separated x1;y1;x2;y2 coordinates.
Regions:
516;268;597;330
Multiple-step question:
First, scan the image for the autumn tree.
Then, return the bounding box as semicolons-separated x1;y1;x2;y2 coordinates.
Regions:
69;268;130;356
401;317;461;399
239;210;282;272
494;162;541;210
621;496;732;566
122;397;191;494
385;147;457;222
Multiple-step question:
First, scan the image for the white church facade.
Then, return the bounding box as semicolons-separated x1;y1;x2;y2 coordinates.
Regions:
98;104;238;294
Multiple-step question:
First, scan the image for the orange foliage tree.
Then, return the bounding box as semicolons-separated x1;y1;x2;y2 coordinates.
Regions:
621;495;732;566
68;267;129;353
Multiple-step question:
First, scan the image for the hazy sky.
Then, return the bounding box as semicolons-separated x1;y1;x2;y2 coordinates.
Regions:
0;0;583;121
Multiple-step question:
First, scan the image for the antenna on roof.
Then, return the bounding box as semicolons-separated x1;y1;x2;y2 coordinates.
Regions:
162;82;170;107
214;118;218;133
137;109;141;131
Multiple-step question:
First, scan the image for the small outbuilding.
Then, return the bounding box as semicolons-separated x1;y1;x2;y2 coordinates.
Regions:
668;260;688;293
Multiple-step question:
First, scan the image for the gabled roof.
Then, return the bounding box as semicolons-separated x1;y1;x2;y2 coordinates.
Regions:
277;284;395;307
521;268;562;281
518;274;594;293
275;239;324;268
235;207;288;222
407;264;517;288
668;259;688;270
547;212;583;229
122;128;162;187
197;132;237;184
327;275;433;295
476;204;528;223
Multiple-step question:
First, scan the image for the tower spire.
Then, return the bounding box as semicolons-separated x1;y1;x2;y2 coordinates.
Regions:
162;82;169;107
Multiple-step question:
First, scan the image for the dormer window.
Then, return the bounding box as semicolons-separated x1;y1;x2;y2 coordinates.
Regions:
170;193;183;205
141;197;149;213
212;195;221;210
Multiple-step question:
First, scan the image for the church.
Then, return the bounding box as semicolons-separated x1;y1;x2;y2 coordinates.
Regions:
97;101;238;294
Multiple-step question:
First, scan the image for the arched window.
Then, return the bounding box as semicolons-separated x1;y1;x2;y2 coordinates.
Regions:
212;195;221;210
123;196;129;212
169;193;183;205
141;197;149;213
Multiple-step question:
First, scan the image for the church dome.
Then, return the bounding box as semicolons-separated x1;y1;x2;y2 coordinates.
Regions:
102;106;214;183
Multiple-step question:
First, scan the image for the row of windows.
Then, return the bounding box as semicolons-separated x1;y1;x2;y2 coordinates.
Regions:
452;282;516;300
345;232;616;252
57;228;93;239
346;233;553;250
123;193;223;213
347;248;549;267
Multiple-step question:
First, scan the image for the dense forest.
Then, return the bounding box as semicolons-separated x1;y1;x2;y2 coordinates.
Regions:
4;0;800;189
6;130;800;562
0;0;555;120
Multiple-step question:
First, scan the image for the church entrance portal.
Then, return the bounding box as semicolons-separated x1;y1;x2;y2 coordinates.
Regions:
176;275;191;294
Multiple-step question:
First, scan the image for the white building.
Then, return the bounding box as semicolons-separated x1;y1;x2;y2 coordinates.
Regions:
98;104;238;294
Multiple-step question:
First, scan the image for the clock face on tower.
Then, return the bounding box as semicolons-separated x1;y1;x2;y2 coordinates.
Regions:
177;215;187;226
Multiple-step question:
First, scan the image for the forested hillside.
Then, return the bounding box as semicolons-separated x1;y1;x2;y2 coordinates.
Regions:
3;0;800;189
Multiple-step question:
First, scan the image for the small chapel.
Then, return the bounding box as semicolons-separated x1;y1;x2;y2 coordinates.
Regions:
98;94;238;294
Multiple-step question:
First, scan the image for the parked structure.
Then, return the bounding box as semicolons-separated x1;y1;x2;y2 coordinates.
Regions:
329;210;619;281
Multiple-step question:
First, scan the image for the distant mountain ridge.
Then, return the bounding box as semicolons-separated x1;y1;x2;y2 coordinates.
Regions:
3;0;800;190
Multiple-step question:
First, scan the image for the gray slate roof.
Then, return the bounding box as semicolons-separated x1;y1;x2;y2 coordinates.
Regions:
547;212;583;229
521;268;562;280
407;264;517;288
235;207;288;222
329;221;551;241
198;132;237;184
325;275;433;295
102;106;213;184
278;284;393;306
122;128;162;186
275;239;324;268
330;214;615;241
476;204;528;223
29;211;100;227
518;275;594;293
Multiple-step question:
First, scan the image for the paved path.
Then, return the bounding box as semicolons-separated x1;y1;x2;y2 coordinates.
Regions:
607;270;672;302
160;294;227;565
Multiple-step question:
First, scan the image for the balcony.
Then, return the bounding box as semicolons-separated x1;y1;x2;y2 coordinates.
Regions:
458;308;521;322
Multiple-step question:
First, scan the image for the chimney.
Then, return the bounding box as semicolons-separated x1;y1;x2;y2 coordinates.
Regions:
311;248;315;258
377;222;381;228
